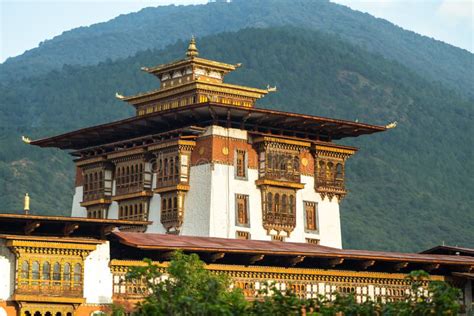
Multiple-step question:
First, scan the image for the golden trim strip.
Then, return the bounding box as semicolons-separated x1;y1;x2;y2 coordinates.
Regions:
154;184;190;193
80;198;112;207
253;136;311;148
255;179;305;189
112;191;154;201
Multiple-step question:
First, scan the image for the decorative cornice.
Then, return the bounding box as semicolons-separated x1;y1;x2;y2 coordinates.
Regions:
154;184;190;193
256;179;305;189
112;190;153;201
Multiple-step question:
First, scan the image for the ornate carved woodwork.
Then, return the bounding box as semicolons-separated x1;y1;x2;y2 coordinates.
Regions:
314;144;356;201
150;140;195;233
79;161;113;217
110;260;438;303
304;201;318;232
236;231;250;240
235;194;249;227
7;239;96;302
160;191;186;233
254;137;310;237
261;186;297;235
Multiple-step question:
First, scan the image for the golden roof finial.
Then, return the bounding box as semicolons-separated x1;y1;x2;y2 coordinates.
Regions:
186;35;199;58
24;193;30;214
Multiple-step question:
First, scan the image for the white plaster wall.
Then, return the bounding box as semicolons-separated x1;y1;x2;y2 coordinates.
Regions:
71;186;87;217
205;165;342;246
0;240;15;300
181;164;213;236
108;201;119;220
203;125;247;140
146;194;166;234
83;242;113;304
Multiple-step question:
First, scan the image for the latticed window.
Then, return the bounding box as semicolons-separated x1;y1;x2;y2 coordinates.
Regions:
305;202;317;231
116;161;148;195
64;263;71;286
83;169;105;201
31;261;40;284
73;263;82;286
42;262;50;285
160;191;185;233
118;201;148;221
235;194;249;226
155;153;181;188
262;188;297;234
262;150;300;182
235;150;247;179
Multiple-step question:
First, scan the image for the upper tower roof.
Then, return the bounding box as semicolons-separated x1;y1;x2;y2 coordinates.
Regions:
29;38;389;150
117;37;271;115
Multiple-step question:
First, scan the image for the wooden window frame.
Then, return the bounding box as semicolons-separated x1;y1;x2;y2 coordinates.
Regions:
234;149;248;180
235;194;250;227
304;201;318;233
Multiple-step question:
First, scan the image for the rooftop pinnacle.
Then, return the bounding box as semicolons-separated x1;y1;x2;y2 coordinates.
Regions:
186;36;199;57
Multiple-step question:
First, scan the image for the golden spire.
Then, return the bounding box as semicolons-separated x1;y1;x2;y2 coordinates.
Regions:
186;36;199;57
24;193;30;214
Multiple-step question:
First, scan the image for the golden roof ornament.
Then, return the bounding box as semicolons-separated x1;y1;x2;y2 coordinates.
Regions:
21;136;31;144
24;193;30;214
186;36;199;57
385;121;398;129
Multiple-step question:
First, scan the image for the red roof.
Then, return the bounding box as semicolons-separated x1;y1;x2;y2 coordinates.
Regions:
30;102;386;150
112;232;474;267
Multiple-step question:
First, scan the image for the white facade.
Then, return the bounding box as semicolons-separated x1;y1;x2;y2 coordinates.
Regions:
0;240;14;301
83;241;113;304
71;125;343;248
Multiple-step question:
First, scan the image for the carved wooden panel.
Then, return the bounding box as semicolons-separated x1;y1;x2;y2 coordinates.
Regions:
260;186;297;235
160;191;186;233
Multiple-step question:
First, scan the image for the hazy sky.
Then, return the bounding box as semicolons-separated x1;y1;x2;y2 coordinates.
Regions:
0;0;472;63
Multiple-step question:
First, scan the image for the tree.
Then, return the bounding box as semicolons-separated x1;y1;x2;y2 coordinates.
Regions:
112;251;462;316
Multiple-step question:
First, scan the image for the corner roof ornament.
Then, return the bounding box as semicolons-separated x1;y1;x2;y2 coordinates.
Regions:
385;121;398;129
186;35;199;58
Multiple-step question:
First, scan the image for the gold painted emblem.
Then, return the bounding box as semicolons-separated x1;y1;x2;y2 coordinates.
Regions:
301;157;308;167
222;147;229;155
199;147;205;155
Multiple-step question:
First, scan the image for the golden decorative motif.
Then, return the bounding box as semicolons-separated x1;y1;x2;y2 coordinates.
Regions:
199;147;205;155
301;157;308;167
222;147;229;155
110;260;444;301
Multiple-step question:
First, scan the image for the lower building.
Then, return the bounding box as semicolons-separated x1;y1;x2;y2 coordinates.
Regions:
0;214;472;316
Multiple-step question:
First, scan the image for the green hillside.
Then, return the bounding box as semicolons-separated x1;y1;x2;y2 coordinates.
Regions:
1;0;472;99
0;27;472;251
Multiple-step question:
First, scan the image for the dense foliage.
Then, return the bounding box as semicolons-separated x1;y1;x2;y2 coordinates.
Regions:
112;252;462;315
1;0;472;99
1;27;472;251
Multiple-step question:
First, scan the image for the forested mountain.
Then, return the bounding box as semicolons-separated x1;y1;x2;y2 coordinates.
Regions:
1;27;472;251
1;0;472;99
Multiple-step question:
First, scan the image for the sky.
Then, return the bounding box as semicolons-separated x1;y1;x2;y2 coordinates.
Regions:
0;0;472;63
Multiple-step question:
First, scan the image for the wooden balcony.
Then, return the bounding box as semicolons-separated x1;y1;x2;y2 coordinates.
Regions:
15;282;84;303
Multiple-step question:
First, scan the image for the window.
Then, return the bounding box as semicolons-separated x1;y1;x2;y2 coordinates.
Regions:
236;231;250;239
42;262;51;285
235;149;247;179
73;263;82;286
64;263;71;286
235;194;249;226
53;262;61;285
32;261;40;284
305;202;318;231
21;261;29;284
118;201;148;221
306;238;320;244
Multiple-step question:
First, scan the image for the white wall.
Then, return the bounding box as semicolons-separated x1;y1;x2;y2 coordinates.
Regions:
83;242;113;304
181;164;213;236
0;240;14;300
206;165;342;247
71;186;87;217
